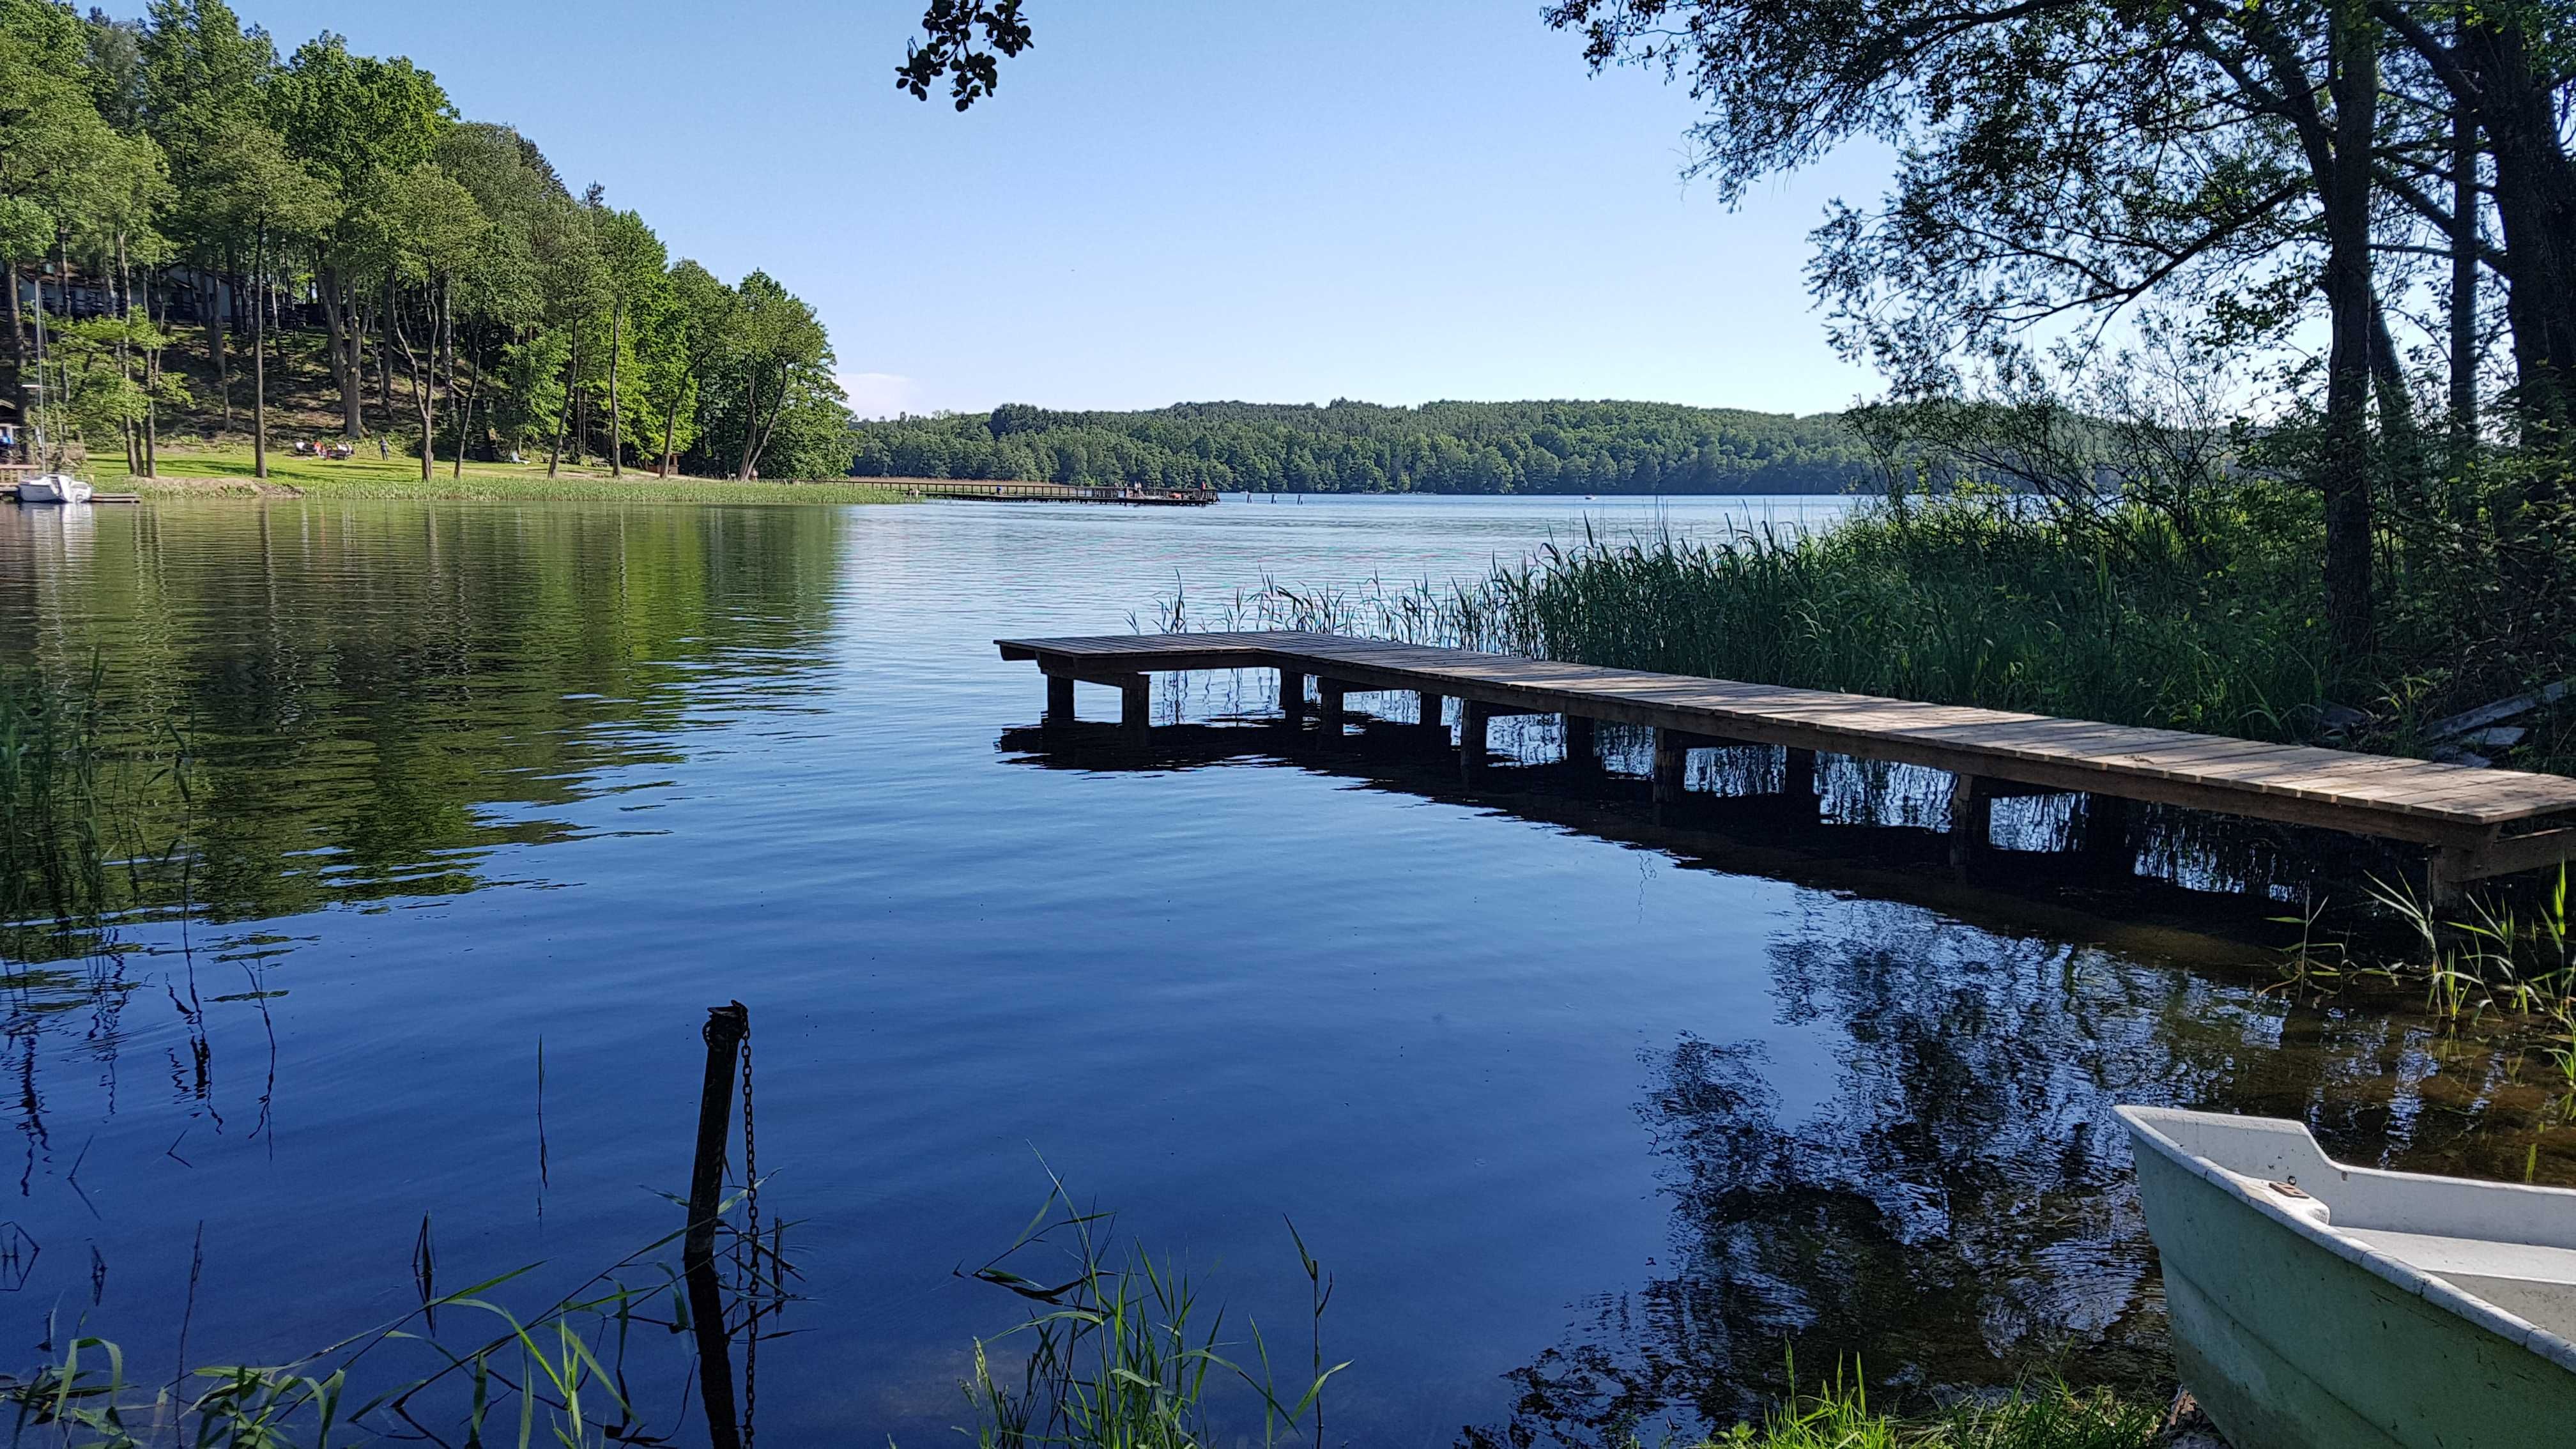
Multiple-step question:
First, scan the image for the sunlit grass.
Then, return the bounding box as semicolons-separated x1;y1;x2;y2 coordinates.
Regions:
1697;1367;2164;1448
111;443;908;505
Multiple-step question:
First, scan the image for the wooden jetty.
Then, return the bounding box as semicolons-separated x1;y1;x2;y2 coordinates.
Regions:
997;630;2576;898
894;478;1216;507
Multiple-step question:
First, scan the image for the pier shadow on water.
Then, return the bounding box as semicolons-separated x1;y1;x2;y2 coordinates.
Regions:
1002;700;2576;1446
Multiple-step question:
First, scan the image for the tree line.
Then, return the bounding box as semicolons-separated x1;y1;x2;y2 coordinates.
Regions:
0;0;852;482
850;399;1874;494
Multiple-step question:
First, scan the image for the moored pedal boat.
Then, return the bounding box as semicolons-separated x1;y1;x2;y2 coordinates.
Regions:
2119;1105;2576;1448
15;473;92;504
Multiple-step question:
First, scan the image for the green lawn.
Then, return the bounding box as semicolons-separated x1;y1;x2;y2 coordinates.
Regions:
116;444;910;505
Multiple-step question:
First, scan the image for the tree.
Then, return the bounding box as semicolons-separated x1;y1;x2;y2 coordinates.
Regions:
590;203;664;476
266;30;451;438
0;15;131;422
1538;0;2422;668
896;0;1032;109
707;270;832;480
436;122;560;471
139;0;274;417
364;160;486;479
641;258;730;475
190;109;332;476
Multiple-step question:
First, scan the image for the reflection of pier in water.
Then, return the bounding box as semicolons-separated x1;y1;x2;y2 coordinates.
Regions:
999;705;2406;945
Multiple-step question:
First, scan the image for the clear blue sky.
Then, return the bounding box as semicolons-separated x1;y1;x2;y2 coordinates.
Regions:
244;1;1890;418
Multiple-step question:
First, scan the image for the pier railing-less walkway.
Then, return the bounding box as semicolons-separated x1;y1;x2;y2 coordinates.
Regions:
998;630;2576;899
897;478;1216;506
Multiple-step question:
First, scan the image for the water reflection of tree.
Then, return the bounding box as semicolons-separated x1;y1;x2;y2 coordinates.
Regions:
0;502;843;1184
1467;904;2295;1448
2;503;842;933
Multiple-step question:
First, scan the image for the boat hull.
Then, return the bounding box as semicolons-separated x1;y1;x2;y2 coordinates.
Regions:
2126;1112;2576;1449
15;474;91;504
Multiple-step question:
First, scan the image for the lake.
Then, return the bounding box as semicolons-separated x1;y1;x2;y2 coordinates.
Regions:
0;493;2565;1446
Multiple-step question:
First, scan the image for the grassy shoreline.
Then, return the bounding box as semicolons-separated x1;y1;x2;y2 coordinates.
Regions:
104;445;911;505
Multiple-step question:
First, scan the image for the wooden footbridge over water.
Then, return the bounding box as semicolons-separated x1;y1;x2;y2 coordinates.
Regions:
998;630;2576;900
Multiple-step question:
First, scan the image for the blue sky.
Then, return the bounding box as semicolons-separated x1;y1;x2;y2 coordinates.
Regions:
244;2;1891;418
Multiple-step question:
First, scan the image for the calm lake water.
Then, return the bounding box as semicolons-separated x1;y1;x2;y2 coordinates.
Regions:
0;493;2568;1446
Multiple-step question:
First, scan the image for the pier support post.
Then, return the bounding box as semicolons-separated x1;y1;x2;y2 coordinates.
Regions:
2428;845;2471;908
1950;774;1995;879
2082;794;2133;880
1459;702;1491;785
1418;692;1446;732
1045;673;1076;724
1280;668;1307;723
1318;682;1347;740
1120;676;1151;736
1781;746;1817;812
1565;715;1597;771
1653;728;1689;813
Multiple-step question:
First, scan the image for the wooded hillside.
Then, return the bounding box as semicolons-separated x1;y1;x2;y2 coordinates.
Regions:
849;399;1873;494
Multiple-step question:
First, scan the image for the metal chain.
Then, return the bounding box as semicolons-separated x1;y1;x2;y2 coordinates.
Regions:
739;1032;760;1271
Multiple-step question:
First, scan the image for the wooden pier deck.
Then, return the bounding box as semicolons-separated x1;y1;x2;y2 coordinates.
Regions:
997;630;2576;897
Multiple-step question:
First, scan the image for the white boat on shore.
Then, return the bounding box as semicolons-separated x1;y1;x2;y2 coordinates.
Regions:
15;473;93;504
2119;1105;2576;1448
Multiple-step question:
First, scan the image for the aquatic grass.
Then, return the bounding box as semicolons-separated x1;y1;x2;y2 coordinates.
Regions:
960;1170;1345;1449
1689;1365;2163;1449
0;662;196;956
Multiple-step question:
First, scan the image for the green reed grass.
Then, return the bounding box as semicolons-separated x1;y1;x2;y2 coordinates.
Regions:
960;1170;1344;1449
1694;1365;2163;1449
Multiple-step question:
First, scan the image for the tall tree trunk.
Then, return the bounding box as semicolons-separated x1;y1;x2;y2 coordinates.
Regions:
547;335;572;477
214;263;235;424
2460;20;2576;459
393;293;434;481
116;233;137;475
319;266;359;437
661;376;685;477
252;228;269;479
439;281;456;469
146;263;165;476
376;278;395;440
2319;0;2379;672
737;367;762;480
2450;84;2480;454
607;299;623;476
571;323;588;466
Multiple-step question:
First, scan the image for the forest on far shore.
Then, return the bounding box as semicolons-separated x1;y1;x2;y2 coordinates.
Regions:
847;399;1876;494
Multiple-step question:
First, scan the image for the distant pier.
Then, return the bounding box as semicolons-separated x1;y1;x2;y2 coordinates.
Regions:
890;478;1216;506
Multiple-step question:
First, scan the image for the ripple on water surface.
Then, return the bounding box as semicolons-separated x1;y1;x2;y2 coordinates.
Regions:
0;495;2566;1446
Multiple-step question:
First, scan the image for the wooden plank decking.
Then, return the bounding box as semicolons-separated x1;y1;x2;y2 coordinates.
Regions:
997;630;2576;895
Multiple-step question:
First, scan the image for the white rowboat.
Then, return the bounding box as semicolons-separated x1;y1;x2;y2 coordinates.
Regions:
2119;1105;2576;1448
15;473;92;505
